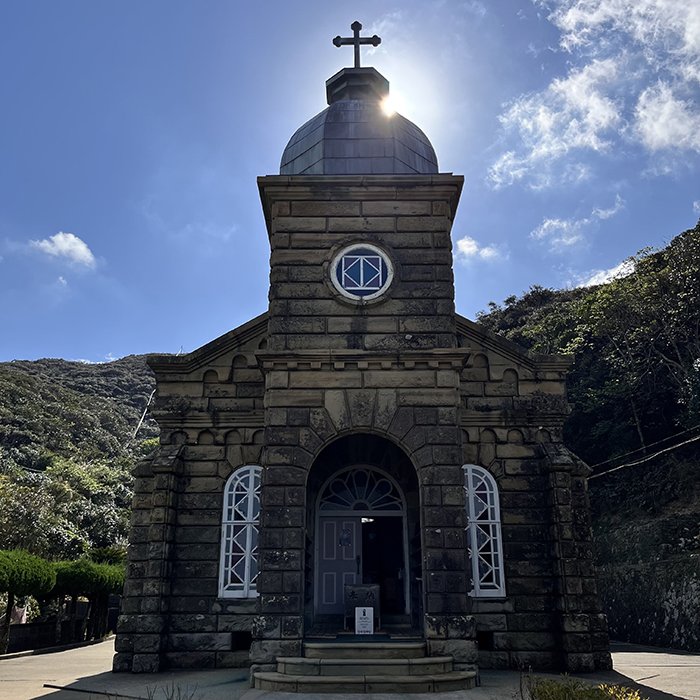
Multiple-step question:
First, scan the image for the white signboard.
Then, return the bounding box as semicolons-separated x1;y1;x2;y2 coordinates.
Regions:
355;607;374;635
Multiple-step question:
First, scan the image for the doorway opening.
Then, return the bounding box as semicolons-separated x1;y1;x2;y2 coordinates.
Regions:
314;466;408;618
305;434;421;635
361;516;405;615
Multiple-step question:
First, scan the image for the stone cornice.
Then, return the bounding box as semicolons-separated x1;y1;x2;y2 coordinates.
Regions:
455;315;573;375
147;313;269;375
258;174;464;239
256;348;470;371
460;414;568;428
153;412;265;429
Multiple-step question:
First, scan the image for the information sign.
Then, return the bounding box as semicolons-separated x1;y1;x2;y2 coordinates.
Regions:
355;606;374;635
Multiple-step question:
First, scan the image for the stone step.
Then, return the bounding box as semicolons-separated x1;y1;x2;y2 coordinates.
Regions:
277;655;454;676
254;670;477;693
303;641;426;659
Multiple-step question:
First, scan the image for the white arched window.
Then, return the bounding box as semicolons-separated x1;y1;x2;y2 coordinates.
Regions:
219;465;261;598
463;464;506;597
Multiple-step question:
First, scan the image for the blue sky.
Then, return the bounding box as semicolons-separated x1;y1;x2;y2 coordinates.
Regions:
1;0;699;362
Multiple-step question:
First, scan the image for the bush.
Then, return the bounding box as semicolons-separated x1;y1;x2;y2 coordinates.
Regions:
0;549;56;653
89;545;127;565
0;550;56;598
54;559;124;596
524;677;647;700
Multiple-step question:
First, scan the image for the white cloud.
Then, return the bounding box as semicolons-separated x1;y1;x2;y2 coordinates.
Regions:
57;276;68;287
531;217;586;249
693;200;700;213
543;0;700;71
489;58;621;187
531;194;625;251
71;354;119;364
30;232;96;268
490;0;700;187
488;151;530;189
635;82;700;152
578;259;635;286
455;235;504;262
592;193;625;219
462;1;487;18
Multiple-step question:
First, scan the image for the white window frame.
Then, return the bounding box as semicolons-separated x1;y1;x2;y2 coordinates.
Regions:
463;464;506;598
330;243;394;302
218;465;261;598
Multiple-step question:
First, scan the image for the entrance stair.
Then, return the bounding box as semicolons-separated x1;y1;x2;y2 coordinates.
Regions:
253;639;477;693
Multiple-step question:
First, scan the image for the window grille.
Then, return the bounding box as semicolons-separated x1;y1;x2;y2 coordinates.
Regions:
463;464;505;597
318;467;403;512
219;465;261;598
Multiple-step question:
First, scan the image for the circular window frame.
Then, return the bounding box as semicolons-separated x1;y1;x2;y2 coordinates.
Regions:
329;243;394;303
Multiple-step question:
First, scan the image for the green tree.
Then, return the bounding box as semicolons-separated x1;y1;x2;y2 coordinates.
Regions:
478;223;700;465
53;559;124;642
0;455;134;560
0;550;56;653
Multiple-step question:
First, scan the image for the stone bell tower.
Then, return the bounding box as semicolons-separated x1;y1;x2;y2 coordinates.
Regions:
251;22;477;681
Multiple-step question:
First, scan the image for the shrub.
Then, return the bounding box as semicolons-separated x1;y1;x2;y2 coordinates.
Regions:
524;677;647;700
54;558;124;596
0;549;56;653
0;550;56;598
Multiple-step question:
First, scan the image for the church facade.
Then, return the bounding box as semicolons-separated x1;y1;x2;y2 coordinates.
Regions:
114;30;611;681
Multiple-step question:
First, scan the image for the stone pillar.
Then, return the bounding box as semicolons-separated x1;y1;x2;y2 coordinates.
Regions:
113;446;183;673
249;417;307;671
420;407;477;671
543;443;612;672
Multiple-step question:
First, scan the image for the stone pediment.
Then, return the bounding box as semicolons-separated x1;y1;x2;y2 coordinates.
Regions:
145;310;572;381
455;314;572;377
146;312;269;378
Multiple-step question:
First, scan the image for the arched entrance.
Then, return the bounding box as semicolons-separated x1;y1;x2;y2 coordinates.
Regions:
315;465;408;616
305;434;421;630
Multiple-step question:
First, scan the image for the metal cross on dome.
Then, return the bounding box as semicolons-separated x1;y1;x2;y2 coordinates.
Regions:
333;21;381;69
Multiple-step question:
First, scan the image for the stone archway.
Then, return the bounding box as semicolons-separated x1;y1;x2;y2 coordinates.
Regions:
305;433;421;631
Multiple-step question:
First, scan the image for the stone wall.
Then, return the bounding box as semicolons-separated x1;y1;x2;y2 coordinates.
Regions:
259;175;461;354
114;318;268;672
115;175;611;674
591;443;700;651
456;322;610;672
253;174;476;673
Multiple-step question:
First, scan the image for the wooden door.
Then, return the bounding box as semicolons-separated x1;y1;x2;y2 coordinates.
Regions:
317;517;361;614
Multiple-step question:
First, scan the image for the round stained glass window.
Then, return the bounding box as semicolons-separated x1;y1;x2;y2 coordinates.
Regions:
330;243;393;302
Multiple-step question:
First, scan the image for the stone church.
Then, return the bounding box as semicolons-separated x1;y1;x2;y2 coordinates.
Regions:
114;24;611;690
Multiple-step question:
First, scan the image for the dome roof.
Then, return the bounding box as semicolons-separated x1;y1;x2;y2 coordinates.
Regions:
280;68;438;176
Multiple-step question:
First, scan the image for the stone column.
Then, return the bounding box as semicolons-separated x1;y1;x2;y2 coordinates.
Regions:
420;404;477;671
249;414;307;672
113;446;183;673
543;443;612;672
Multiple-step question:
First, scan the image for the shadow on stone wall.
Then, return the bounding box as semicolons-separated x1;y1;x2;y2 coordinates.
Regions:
590;443;700;651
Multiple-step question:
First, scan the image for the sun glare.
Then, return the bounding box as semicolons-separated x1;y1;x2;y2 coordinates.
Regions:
381;88;410;118
381;96;397;116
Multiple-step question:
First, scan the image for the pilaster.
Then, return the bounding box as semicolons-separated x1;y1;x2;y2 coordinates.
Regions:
113;446;184;672
542;443;612;672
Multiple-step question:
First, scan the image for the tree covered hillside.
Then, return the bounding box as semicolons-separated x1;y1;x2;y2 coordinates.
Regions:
478;222;700;467
1;224;697;559
0;356;157;559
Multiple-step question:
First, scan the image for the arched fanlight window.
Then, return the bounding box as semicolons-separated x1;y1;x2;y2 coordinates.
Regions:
318;467;404;513
463;464;506;597
219;465;261;598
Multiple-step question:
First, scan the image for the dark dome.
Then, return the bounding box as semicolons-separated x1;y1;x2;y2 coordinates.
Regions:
280;68;438;176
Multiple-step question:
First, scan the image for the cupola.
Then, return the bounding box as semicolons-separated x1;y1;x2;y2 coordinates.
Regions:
280;22;439;176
